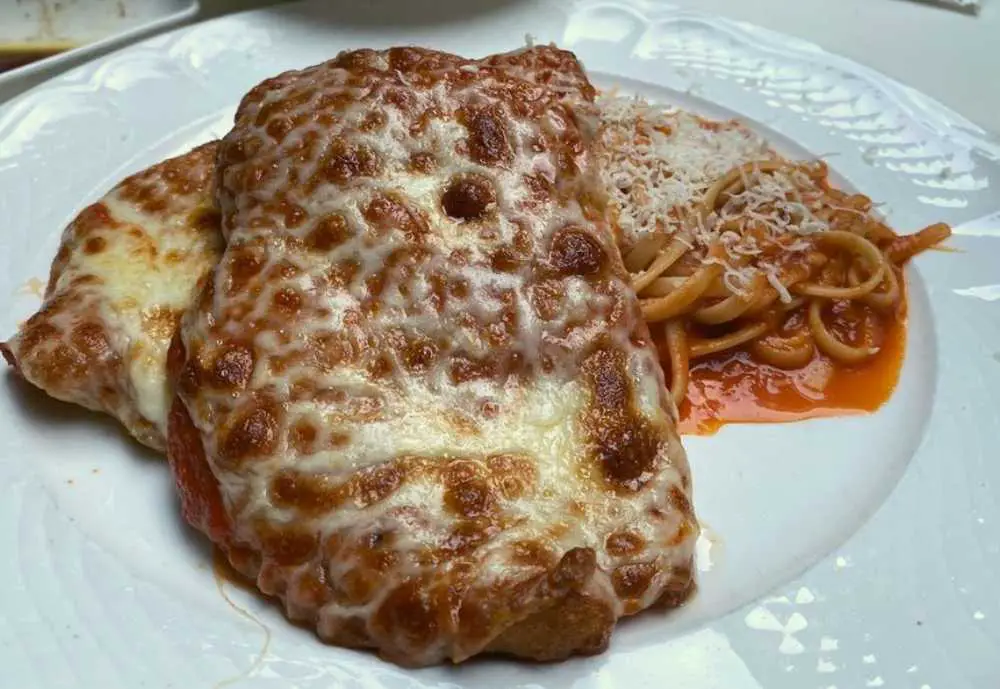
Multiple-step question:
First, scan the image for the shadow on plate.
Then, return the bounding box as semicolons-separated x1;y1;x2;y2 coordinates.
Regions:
2;370;225;604
1;371;161;463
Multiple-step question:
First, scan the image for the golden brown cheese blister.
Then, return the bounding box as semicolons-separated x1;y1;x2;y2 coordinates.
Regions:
168;46;697;666
2;143;223;450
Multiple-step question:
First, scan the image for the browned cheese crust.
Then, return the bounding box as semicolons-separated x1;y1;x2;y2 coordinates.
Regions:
3;143;223;450
168;46;697;665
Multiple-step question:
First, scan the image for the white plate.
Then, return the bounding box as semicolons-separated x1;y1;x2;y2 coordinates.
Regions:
2;1;999;687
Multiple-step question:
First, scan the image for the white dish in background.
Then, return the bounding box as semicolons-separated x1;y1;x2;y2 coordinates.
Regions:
915;0;980;13
1;0;999;687
0;0;197;85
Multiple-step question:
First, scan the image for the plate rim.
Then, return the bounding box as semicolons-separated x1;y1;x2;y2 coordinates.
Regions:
1;1;998;687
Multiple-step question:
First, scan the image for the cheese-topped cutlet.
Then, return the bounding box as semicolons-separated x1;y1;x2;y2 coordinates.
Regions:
168;46;697;666
2;143;223;450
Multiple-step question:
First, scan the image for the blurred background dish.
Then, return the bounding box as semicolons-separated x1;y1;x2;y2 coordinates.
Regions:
0;0;197;74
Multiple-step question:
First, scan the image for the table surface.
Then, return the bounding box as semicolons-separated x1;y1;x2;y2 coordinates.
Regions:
3;0;999;136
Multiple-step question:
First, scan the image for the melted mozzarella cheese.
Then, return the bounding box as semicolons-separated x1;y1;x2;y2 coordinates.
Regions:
176;48;696;665
4;144;222;450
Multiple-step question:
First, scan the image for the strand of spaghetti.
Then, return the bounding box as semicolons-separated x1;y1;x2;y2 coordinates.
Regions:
864;221;897;244
805;160;828;181
699;160;786;217
640;263;724;322
693;276;764;325
886;222;951;264
751;326;815;369
752;294;808;321
624;233;668;272
846;193;873;212
794;230;886;299
744;268;815;316
740;285;778;317
781;296;807;312
632;237;690;293
643;277;730;299
807;299;878;363
664;320;689;408
850;261;900;311
688;321;771;359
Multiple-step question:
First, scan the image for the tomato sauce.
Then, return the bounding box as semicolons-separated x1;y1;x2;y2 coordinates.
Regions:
670;305;907;436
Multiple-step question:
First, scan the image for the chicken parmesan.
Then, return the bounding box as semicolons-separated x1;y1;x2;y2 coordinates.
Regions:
597;98;950;432
2;144;223;450
167;46;697;666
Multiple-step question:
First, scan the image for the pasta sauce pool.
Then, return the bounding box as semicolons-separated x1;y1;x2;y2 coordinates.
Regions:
668;302;908;435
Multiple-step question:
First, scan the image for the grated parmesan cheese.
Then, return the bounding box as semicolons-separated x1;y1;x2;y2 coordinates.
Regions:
596;95;876;300
764;266;794;304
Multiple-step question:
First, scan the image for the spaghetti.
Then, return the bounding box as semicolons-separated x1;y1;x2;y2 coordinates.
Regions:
598;98;951;414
